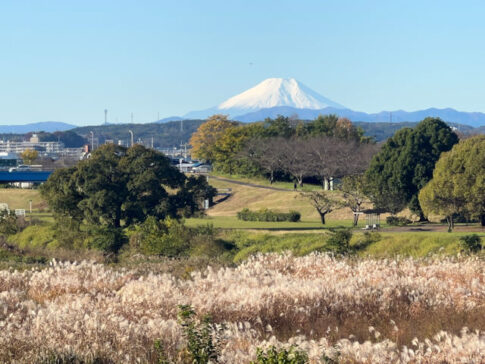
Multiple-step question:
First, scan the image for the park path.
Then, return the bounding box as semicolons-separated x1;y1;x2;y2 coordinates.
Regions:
209;175;294;192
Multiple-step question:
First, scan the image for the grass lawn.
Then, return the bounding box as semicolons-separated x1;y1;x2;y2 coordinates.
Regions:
206;178;356;221
357;231;485;257
185;216;365;231
209;172;323;191
0;188;44;210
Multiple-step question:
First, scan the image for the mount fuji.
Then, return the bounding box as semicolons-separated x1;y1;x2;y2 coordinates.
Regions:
176;78;485;127
184;78;346;120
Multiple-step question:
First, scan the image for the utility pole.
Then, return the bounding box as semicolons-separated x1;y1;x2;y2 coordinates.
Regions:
151;136;154;149
90;131;94;151
128;130;134;147
180;143;188;159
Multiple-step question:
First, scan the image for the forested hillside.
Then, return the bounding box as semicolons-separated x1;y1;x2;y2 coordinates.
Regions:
72;119;205;148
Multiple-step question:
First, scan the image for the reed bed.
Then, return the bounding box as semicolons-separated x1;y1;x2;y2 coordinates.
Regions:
0;253;483;363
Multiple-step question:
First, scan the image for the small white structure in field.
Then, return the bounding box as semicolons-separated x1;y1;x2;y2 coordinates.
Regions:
15;209;25;217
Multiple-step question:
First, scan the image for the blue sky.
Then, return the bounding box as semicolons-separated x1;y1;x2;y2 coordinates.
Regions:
2;0;485;125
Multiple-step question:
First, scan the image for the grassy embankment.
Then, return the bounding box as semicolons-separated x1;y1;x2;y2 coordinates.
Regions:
0;175;484;266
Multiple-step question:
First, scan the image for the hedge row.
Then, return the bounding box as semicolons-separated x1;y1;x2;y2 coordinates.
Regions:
386;216;412;226
237;208;301;222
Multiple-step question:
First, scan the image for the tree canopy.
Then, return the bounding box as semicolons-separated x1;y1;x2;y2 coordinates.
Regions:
41;144;216;229
364;118;458;217
191;113;375;184
189;114;238;161
419;135;485;230
20;149;39;165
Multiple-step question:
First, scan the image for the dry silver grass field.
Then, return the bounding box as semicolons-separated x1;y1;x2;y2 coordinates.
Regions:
0;253;484;363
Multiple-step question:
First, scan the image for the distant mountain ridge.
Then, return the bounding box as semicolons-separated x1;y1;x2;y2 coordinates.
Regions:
175;78;485;127
0;121;76;134
184;78;346;120
232;106;485;127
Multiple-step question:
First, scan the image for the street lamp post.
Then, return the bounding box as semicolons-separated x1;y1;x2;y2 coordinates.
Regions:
128;130;134;147
90;131;94;151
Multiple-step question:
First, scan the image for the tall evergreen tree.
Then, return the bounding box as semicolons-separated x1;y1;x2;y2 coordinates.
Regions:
364;118;458;218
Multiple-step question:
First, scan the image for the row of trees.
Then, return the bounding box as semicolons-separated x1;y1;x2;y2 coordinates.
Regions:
244;136;376;187
190;115;483;229
190;114;375;186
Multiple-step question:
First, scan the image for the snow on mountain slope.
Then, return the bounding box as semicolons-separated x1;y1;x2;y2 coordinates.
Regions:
183;78;346;119
218;78;346;112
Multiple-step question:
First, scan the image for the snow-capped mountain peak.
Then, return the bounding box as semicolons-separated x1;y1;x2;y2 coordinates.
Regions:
218;78;346;112
183;77;346;119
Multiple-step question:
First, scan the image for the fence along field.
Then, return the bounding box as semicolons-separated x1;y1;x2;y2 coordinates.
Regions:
0;253;483;363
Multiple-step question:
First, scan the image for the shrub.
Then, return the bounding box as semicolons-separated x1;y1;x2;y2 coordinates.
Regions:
386;216;412;226
460;234;482;253
327;229;353;255
86;226;127;253
152;340;170;364
237;208;301;222
7;224;57;250
129;216;190;257
128;217;232;259
251;346;308;364
178;304;221;363
353;231;382;251
0;211;22;235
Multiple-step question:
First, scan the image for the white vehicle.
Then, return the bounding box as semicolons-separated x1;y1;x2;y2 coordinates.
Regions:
9;165;31;172
192;164;212;173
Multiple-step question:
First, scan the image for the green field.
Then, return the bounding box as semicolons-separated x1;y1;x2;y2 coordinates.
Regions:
0;178;483;265
185;216;365;230
210;172;323;191
0;189;44;210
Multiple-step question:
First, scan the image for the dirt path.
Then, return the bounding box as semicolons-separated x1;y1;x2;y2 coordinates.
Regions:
209;176;293;192
381;224;485;233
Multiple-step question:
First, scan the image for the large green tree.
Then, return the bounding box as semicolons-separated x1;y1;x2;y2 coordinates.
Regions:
364;118;458;218
419;135;485;229
212;123;264;175
41;144;216;229
189;114;238;161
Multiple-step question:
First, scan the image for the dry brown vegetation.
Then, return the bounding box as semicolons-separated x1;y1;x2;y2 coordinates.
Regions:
0;253;483;363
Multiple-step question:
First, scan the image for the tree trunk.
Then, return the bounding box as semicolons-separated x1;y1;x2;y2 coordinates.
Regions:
114;207;122;228
447;215;454;232
353;212;359;226
417;210;428;222
318;211;326;224
480;214;485;227
298;175;303;187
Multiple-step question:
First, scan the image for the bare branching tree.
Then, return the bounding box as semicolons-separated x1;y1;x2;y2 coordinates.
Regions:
243;135;379;190
279;138;313;187
339;175;368;226
302;191;341;224
307;136;379;189
242;137;284;184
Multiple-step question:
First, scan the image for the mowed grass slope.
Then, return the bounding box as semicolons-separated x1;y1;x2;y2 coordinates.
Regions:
357;231;485;257
207;177;357;221
0;189;44;210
